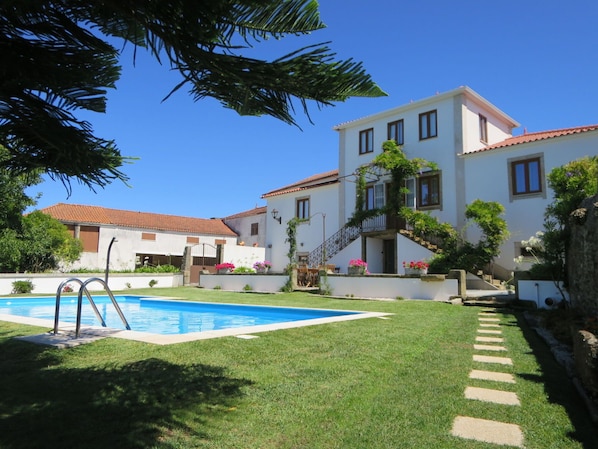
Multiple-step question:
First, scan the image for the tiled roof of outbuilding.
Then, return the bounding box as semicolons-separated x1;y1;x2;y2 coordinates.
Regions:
467;124;598;154
261;170;339;198
224;206;267;220
41;203;238;236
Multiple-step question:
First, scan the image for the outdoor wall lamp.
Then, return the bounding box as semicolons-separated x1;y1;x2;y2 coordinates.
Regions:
271;209;282;224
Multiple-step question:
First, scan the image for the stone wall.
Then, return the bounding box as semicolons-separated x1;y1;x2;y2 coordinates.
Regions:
568;194;598;315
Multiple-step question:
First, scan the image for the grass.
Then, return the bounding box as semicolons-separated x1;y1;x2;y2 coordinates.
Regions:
0;287;596;448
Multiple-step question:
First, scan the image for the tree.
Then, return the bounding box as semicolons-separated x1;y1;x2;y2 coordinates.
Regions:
18;211;82;272
0;0;385;191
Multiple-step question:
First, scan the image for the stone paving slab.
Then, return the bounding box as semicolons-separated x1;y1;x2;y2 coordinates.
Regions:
465;386;520;405
476;336;505;343
473;354;513;365
479;323;501;328
451;416;524;447
474;344;507;352
479;317;501;322
478;329;502;334
469;369;516;383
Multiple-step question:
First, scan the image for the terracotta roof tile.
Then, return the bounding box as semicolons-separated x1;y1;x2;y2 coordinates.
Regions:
41;203;237;236
261;169;339;198
224;206;267;220
468;124;598;154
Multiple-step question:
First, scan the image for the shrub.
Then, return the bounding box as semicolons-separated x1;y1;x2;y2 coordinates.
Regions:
243;284;252;291
149;279;158;288
233;266;255;273
12;280;34;294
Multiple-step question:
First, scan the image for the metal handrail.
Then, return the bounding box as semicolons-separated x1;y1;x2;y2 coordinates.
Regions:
54;278;105;334
53;277;131;337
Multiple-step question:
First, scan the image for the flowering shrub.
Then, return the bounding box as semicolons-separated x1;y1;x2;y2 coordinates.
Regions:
62;284;74;293
403;260;429;270
215;262;235;270
253;261;272;270
349;259;368;268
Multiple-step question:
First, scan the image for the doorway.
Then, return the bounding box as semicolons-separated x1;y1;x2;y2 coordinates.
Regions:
383;239;396;274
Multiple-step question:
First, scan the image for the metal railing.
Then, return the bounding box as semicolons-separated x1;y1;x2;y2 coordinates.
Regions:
54;277;131;338
308;223;361;267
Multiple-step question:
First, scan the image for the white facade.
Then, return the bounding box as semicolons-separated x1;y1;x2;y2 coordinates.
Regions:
463;129;598;272
70;225;238;272
262;86;598;277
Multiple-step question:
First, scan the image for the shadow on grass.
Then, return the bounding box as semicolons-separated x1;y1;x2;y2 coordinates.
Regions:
514;312;598;448
0;339;252;449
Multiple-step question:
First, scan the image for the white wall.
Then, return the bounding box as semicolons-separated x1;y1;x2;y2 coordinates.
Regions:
0;273;183;295
66;226;237;271
463;131;598;273
265;183;339;271
220;245;266;270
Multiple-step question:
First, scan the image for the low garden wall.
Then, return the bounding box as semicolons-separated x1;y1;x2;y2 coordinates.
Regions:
199;272;459;301
517;280;570;309
199;274;289;292
0;273;184;295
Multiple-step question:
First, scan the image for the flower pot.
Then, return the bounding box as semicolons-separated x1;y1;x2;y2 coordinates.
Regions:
255;267;269;274
405;268;427;276
348;266;365;275
217;268;232;274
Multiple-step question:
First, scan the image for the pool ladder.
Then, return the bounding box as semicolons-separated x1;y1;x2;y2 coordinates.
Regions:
53;277;131;338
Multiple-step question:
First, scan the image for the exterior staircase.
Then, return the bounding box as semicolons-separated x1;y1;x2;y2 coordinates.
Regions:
308;223;361;267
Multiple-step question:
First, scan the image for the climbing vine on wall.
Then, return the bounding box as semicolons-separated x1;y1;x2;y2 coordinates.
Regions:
347;140;437;227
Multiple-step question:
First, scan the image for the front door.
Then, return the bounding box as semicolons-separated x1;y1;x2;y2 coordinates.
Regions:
383;239;396;274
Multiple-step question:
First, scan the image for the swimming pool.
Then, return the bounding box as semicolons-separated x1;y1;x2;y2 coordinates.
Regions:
0;295;388;344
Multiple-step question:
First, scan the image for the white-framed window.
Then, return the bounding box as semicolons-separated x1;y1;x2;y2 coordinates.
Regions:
365;183;385;210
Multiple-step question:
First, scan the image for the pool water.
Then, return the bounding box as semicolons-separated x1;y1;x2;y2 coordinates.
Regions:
0;295;361;335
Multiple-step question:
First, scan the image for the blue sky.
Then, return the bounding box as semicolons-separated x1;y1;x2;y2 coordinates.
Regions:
28;0;598;218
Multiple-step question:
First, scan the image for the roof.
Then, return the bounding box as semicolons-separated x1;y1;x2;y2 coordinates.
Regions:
224;206;267;220
41;203;238;236
261;170;339;199
333;86;520;131
466;124;598;155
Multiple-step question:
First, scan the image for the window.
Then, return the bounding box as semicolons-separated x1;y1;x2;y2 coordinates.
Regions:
511;157;542;196
479;114;488;143
359;128;374;154
404;178;416;209
365;184;385;210
387;120;404;145
296;197;310;219
417;172;441;208
250;223;258;236
419;110;437;140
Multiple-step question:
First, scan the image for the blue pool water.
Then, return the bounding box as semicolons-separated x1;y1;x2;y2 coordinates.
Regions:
0;295;360;335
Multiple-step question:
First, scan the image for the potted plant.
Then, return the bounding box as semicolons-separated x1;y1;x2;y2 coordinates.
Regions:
253;260;272;273
403;260;429;276
348;259;368;275
215;262;235;274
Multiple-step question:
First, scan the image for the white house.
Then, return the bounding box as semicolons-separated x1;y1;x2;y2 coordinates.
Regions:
223;206;267;248
262;86;598;277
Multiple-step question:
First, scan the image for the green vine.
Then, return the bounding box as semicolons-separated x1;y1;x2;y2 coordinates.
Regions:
285;217;304;272
348;140;437;228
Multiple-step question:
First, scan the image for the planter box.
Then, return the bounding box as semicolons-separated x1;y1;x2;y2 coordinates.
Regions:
348;266;366;275
404;268;428;276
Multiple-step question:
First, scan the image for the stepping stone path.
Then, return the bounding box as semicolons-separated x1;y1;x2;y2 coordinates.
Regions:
450;309;525;447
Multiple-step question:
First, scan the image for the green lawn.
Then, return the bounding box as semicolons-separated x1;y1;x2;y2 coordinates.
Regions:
0;287;595;448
